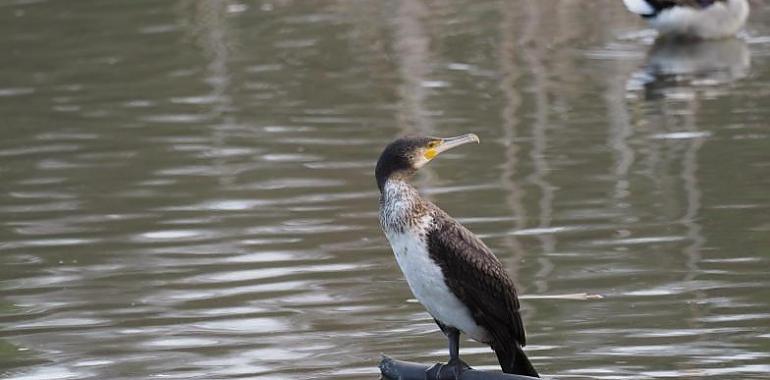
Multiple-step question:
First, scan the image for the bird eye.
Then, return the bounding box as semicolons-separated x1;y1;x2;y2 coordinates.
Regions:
427;141;439;149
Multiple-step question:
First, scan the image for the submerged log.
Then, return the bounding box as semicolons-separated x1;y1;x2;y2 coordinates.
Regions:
379;355;540;380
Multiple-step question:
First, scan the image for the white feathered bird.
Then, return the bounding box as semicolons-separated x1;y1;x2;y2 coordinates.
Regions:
622;0;750;39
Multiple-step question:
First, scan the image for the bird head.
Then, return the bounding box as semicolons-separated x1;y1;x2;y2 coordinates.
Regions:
375;133;480;192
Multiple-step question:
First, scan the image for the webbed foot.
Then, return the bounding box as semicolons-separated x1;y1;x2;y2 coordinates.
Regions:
425;359;470;380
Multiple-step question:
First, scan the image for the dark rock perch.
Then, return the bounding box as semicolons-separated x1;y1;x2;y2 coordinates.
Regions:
379;356;541;380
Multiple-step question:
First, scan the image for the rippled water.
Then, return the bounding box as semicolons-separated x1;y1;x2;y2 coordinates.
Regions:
1;1;769;379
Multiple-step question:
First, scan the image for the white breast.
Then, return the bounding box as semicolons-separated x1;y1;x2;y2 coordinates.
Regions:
623;0;655;16
384;220;489;343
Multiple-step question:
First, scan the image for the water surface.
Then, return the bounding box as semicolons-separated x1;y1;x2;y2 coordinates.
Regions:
1;1;769;379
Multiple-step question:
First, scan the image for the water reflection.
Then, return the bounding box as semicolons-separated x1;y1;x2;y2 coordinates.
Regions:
392;0;434;136
497;3;527;281
628;37;751;98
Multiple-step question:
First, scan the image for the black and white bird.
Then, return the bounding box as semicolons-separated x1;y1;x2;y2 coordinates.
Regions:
623;0;750;39
376;134;539;378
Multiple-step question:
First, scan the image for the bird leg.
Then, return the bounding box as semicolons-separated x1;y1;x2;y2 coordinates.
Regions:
426;326;469;380
445;327;470;374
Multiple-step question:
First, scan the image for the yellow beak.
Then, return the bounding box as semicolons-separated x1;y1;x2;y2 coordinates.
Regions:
424;133;480;160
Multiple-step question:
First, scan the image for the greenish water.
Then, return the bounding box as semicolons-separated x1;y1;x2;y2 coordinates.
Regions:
1;1;769;379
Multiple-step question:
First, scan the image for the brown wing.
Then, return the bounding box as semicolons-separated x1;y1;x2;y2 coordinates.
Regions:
426;210;526;346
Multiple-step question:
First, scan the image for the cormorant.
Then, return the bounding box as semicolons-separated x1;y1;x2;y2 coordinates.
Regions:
622;0;749;39
376;134;539;379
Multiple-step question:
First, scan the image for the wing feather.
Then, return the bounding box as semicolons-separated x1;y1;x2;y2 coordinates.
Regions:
426;209;526;346
648;0;725;10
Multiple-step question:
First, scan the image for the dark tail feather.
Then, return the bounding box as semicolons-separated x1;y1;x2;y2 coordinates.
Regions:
494;343;539;378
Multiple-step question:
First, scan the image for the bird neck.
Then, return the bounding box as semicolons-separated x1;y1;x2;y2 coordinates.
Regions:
378;169;416;191
380;177;420;201
375;155;416;193
379;177;427;233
